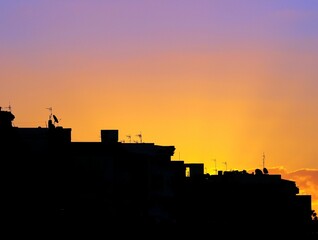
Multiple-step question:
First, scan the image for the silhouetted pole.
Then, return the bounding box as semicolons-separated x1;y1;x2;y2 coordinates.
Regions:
213;159;217;174
223;161;227;171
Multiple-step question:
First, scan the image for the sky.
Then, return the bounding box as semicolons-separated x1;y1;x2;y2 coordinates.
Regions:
0;0;318;211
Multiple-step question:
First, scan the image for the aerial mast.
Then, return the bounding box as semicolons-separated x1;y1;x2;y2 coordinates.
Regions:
136;132;142;143
213;159;217;174
46;107;53;120
223;161;227;171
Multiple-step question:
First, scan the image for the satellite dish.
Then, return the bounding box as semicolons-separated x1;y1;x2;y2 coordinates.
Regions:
53;115;59;123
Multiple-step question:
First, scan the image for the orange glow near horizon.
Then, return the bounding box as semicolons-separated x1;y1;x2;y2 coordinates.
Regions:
4;47;318;174
1;0;318;213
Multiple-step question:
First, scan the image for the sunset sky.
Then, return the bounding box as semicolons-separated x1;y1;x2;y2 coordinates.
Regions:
1;1;317;210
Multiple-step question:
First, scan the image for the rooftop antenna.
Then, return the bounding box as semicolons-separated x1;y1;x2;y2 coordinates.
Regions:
46;107;58;128
3;102;12;112
7;103;11;112
213;159;217;175
46;107;53;120
223;161;227;171
136;132;142;143
262;152;269;174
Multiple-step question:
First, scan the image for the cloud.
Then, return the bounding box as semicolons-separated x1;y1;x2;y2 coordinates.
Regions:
266;167;318;212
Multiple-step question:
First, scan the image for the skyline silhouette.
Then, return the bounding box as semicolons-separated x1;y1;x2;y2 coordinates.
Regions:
2;104;318;213
1;107;317;237
1;1;318;236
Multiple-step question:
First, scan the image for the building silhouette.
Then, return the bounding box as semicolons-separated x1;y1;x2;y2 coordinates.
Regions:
1;107;317;237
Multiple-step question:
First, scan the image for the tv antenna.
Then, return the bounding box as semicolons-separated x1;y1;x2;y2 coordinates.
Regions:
3;103;12;112
136;132;142;143
46;107;60;126
213;159;217;175
46;107;53;120
223;161;227;171
262;152;269;174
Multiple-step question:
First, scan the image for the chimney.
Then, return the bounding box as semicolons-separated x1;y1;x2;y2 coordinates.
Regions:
101;130;118;143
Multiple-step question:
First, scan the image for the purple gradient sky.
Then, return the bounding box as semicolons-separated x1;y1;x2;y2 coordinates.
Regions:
1;1;318;176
